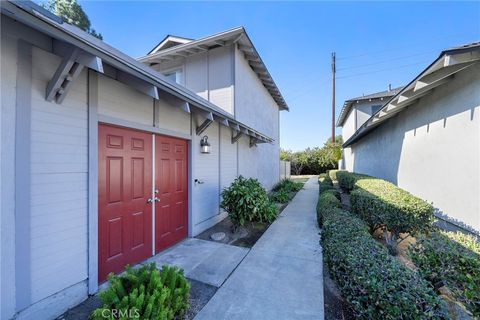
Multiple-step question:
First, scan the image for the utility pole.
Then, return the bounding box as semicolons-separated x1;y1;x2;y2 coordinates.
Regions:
331;52;336;143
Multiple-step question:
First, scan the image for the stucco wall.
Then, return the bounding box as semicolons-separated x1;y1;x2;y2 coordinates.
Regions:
347;64;480;232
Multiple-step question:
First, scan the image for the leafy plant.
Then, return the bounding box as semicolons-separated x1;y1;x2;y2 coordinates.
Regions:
91;263;189;320
327;169;342;181
408;230;480;316
336;171;366;192
272;179;303;193
270;189;290;203
221;176;278;227
321;207;446;319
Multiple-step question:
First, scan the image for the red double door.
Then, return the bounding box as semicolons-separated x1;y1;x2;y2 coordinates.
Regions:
98;124;188;283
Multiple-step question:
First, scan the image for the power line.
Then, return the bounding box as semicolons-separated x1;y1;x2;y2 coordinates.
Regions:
336;60;431;80
336;50;437;72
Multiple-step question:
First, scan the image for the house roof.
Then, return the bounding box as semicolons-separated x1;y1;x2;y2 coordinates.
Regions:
138;27;289;111
2;0;275;143
343;42;480;148
147;35;193;54
336;86;404;127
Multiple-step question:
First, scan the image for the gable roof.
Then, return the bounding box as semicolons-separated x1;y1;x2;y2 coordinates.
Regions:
337;86;404;127
2;0;275;144
138;27;289;111
343;42;480;148
147;35;193;55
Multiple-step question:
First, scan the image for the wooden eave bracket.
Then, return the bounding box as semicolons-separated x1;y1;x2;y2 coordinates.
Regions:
47;40;103;104
195;111;214;135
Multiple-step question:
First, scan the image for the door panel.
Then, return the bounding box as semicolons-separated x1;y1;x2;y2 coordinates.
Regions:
98;124;152;283
155;135;188;252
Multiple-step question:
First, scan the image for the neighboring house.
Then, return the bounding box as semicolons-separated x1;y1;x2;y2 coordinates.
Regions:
339;42;480;234
337;85;403;143
0;2;287;319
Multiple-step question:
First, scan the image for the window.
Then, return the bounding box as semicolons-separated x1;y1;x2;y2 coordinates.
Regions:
163;69;183;85
371;104;382;114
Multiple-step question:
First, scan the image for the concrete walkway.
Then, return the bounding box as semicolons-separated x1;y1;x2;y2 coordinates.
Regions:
144;238;249;287
195;176;324;320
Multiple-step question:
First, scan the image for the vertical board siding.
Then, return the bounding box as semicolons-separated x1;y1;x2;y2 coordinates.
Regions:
97;74;153;125
234;47;280;189
185;52;208;100
29;47;88;304
192;121;221;234
208;46;234;114
1;32;18;320
219;125;237;190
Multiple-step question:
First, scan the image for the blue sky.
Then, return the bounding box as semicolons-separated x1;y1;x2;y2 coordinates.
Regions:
79;1;479;151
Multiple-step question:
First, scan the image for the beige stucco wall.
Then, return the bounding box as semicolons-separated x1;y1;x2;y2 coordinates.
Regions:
346;64;480;232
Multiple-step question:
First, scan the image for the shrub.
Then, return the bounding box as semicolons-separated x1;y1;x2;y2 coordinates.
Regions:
273;179;303;193
336;171;365;192
271;189;290;203
221;176;278;227
321;209;446;319
351;178;434;254
408;230;480;316
91;263;190;320
316;190;341;226
318;175;335;193
328;169;341;181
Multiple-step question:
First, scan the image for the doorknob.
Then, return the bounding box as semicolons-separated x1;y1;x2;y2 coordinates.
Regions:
147;198;153;204
154;197;160;203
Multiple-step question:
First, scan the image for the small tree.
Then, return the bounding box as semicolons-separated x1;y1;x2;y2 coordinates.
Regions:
42;0;103;39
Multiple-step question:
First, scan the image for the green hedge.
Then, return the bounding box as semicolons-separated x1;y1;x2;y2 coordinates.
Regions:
327;169;342;181
316;190;341;227
408;230;480;316
351;178;434;254
321;208;446;319
336;171;365;191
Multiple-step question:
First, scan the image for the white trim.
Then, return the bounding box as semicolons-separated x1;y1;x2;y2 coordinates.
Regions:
87;70;99;294
98;114;192;141
15;39;32;311
15;281;87;320
151;134;156;256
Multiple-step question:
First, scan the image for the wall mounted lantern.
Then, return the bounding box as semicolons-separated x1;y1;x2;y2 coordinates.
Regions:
200;135;211;154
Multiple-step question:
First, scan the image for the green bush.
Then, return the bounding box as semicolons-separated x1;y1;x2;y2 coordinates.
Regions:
270;189;290;203
328;169;342;181
351;178;434;254
316;190;341;227
321;209;446;319
221;176;278;227
273;179;303;193
409;230;480;316
336;171;365;192
91;263;189;320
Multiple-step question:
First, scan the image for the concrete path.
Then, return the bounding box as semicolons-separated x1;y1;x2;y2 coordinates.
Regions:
195;176;324;320
144;238;249;287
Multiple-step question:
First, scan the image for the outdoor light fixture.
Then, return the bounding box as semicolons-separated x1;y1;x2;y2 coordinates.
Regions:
200;135;211;154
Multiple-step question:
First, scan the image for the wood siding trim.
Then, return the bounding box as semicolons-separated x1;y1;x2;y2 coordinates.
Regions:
15;39;33;311
87;70;99;294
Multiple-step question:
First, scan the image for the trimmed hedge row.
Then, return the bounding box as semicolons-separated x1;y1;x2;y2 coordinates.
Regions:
336;171;434;254
327;169;341;181
408;230;480;316
317;190;446;319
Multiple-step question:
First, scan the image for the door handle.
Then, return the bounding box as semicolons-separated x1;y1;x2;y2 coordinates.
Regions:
147;197;160;204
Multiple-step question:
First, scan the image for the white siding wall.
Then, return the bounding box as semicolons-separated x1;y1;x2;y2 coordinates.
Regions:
346;64;480;232
220;125;237;190
207;46;234;114
29;47;89;304
155;98;191;135
234;46;280;189
1;31;18;320
98;74;154;125
191;121;224;235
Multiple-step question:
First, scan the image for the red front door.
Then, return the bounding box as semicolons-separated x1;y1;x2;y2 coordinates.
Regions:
98;124;153;283
155;135;188;252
